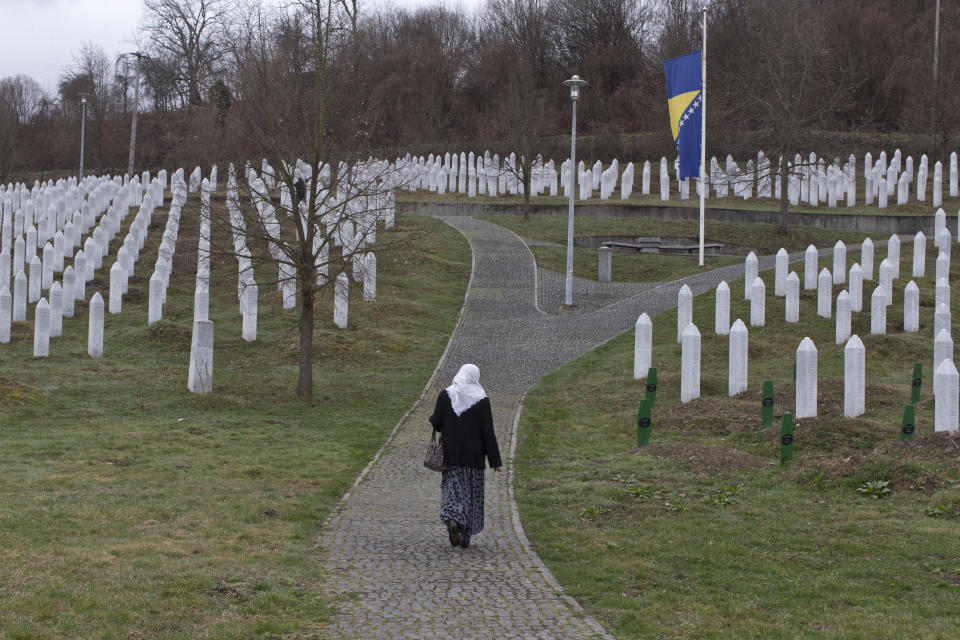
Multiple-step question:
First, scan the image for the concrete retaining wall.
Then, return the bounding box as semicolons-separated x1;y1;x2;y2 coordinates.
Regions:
397;200;958;236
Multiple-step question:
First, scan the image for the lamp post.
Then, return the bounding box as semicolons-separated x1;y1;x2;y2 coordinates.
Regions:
561;75;587;307
79;92;89;179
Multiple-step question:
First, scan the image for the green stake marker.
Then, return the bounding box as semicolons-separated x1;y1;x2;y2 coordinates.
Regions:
637;398;653;447
761;380;775;428
645;367;658;408
901;404;916;441
779;412;794;464
911;362;922;405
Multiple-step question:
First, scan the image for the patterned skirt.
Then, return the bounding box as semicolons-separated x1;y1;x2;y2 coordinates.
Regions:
440;465;485;536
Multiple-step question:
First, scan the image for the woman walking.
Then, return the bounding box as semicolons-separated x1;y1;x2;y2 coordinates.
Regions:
429;364;502;549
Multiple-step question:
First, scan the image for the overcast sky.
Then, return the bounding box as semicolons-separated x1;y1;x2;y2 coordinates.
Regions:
0;0;474;94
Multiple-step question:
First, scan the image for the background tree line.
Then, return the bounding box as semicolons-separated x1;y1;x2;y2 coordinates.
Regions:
0;0;957;182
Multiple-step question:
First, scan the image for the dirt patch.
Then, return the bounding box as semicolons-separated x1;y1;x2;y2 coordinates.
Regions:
636;442;770;474
0;377;43;406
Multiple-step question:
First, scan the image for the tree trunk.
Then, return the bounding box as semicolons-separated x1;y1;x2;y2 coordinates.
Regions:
296;273;314;399
522;163;531;222
778;153;790;234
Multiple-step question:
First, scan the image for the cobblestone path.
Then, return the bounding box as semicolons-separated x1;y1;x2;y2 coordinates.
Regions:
316;217;834;639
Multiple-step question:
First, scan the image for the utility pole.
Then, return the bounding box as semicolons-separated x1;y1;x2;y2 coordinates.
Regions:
124;51;146;178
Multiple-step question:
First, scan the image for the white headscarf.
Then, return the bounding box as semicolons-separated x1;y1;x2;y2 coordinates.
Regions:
446;364;487;417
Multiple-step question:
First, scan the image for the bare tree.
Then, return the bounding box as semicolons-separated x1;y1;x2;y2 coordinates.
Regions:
142;0;228;107
212;0;412;400
715;0;856;232
59;43;115;168
0;75;46;124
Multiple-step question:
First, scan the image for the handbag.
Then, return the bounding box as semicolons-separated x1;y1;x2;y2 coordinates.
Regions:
423;428;449;472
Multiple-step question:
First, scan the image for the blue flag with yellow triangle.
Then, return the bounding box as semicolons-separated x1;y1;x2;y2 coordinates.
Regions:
664;51;702;180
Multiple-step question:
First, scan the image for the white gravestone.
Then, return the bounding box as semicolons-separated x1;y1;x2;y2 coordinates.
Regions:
795;337;818;419
804;245;818;290
0;246;9;292
28;255;41;303
677;284;692;343
681;323;701;403
41;242;53;290
148;271;163;324
817;268;832;318
934;359;959;432
715;281;730;335
33;297;50;357
935;207;947;238
187;319;214;393
913;231;926;278
634;313;652;379
13;235;24;276
832;241;846;284
870;287;887;335
334;272;349;329
88;292;104;358
775;248;788;296
934;303;951;339
934;329;953;382
936;277;950;309
785;271;800;323
49;281;62;338
887;234;900;279
728;319;748;397
750;277;765;327
13;270;26;322
242;283;258;342
848;263;863;312
744;252;758;299
363;253;377;302
836;290;851;344
74;252;86;302
62;266;75;317
904;281;920;333
194;284;209;321
0;286;10;342
937;228;951;262
936;251;949;283
109;262;124;314
844;334;865;418
861;237;874;280
879;259;893;305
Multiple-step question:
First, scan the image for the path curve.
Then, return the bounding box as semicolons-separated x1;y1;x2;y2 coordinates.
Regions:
315;217;837;639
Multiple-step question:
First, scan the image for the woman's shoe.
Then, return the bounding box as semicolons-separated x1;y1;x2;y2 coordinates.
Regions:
447;521;461;547
460;533;470;549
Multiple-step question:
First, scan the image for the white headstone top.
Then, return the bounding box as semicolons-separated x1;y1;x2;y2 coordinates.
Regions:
634;312;652;379
904;281;920;333
804;245;818;290
934;359;959;432
844;334;865;418
677;284;693;343
775;248;788;297
817;268;832;318
785;271;800;323
861;237;874;280
934;329;953;377
744;252;758;299
715;281;730;335
832;241;846;284
795;337;818;418
88;292;104;358
728;319;748;397
681;323;701;403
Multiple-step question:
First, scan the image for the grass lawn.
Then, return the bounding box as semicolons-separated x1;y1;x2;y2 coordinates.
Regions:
0;204;470;638
514;233;960;638
481;215;876;283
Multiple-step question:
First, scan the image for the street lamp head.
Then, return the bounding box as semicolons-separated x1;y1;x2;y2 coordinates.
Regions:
79;92;89;105
562;75;588;101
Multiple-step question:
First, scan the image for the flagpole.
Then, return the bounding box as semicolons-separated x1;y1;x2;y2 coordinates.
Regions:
699;4;707;267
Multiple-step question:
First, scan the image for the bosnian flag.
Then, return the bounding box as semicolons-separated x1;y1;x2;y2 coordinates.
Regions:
664;51;702;180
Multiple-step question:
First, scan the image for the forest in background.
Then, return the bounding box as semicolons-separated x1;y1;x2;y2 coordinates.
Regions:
0;0;957;180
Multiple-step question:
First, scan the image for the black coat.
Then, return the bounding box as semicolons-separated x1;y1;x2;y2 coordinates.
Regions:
429;390;502;469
